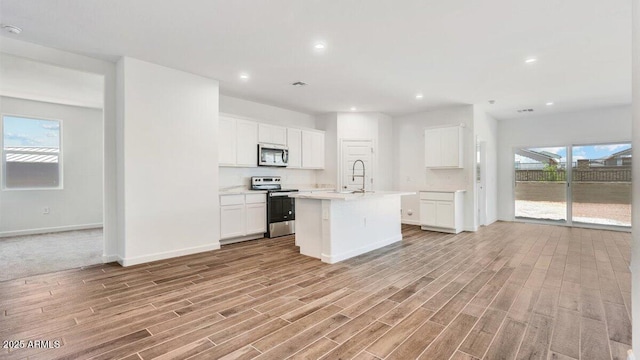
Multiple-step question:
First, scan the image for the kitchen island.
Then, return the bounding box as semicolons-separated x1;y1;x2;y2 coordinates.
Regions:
289;191;414;264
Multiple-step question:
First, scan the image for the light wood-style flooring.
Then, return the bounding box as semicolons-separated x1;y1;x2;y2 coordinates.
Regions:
0;222;632;359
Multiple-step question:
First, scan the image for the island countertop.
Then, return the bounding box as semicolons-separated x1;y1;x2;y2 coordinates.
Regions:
289;190;415;201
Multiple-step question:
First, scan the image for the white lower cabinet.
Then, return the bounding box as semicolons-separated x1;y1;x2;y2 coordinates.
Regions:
419;191;464;234
220;204;245;239
220;193;266;241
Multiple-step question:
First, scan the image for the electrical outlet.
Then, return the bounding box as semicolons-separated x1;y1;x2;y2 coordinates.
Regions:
43;207;50;215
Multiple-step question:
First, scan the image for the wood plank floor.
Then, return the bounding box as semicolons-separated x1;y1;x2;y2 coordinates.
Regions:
0;222;632;360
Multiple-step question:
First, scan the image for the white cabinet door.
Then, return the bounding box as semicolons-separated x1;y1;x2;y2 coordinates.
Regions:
301;130;325;169
258;124;287;145
236;120;258;167
245;203;266;235
435;201;455;228
420;200;437;227
219;116;237;166
424;128;441;168
220;205;245;239
424;126;463;169
287;128;302;168
440;126;462;167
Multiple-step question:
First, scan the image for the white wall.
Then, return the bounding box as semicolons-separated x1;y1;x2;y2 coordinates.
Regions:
497;105;632;221
336;112;394;191
0;97;103;235
473;107;499;225
220;95;315;128
218;95;319;189
0;37;118;261
631;0;639;353
117;57;219;265
393;106;476;229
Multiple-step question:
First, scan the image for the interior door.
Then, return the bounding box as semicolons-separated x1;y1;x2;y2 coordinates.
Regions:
340;140;373;191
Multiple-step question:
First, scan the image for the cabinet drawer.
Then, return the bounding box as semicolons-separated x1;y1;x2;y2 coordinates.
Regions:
245;193;266;204
420;192;454;201
220;194;245;206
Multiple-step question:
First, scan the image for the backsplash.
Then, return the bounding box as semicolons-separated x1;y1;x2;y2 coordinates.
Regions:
219;167;322;190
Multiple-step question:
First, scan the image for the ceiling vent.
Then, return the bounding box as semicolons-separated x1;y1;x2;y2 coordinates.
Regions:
291;81;308;87
517;108;534;113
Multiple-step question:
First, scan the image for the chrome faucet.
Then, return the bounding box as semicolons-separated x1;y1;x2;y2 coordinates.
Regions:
352;159;366;193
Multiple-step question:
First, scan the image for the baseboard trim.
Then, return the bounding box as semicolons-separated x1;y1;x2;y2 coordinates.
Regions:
320;234;402;264
0;223;103;238
401;219;420;225
102;254;119;263
118;242;221;267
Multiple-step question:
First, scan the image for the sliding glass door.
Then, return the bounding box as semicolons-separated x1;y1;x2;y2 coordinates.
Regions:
514;143;631;229
514;146;568;223
571;143;631;227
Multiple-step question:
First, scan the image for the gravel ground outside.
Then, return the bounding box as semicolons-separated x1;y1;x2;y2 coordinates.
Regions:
515;200;631;226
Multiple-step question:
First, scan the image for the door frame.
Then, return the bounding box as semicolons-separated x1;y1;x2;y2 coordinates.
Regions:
512;144;570;225
512;142;631;231
476;138;487;227
338;139;375;191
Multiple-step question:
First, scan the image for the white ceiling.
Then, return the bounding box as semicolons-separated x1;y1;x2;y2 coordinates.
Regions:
0;0;631;119
0;54;104;108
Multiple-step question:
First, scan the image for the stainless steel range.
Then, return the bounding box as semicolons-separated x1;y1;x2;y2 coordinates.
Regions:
251;176;298;238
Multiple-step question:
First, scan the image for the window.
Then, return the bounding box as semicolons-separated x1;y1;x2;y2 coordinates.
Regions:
2;115;62;189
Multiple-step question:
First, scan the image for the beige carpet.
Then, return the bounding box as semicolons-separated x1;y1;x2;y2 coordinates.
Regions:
0;228;103;282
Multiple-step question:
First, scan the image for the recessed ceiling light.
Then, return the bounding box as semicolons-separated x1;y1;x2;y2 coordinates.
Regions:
239;73;249;81
291;81;308;87
546;102;554;106
525;58;537;64
2;24;22;35
314;42;326;50
488;100;496;104
350;107;357;111
415;94;424;100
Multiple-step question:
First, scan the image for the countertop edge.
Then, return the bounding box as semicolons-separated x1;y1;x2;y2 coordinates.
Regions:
290;191;415;201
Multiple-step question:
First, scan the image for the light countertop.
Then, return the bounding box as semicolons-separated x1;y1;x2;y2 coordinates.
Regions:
420;189;466;193
219;189;267;195
219;185;335;195
290;190;415;201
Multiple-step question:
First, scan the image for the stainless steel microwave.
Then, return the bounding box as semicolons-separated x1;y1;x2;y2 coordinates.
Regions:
258;143;289;167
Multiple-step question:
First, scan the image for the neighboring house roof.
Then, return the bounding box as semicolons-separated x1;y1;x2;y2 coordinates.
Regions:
515;149;559;164
603;147;632;160
4;147;59;163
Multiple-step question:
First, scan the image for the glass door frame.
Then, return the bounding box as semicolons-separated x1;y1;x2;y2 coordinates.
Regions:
513;142;631;231
513;144;571;225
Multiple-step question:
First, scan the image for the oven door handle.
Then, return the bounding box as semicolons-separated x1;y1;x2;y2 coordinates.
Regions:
269;192;296;197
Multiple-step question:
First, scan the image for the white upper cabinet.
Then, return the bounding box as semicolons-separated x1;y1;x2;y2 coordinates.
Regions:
219;113;324;169
424;125;463;168
235;120;258;167
258;123;287;145
219;115;258;167
287;128;302;168
301;130;325;169
218;116;237;166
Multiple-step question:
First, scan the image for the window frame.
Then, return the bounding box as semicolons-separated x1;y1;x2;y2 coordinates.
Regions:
1;113;64;191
